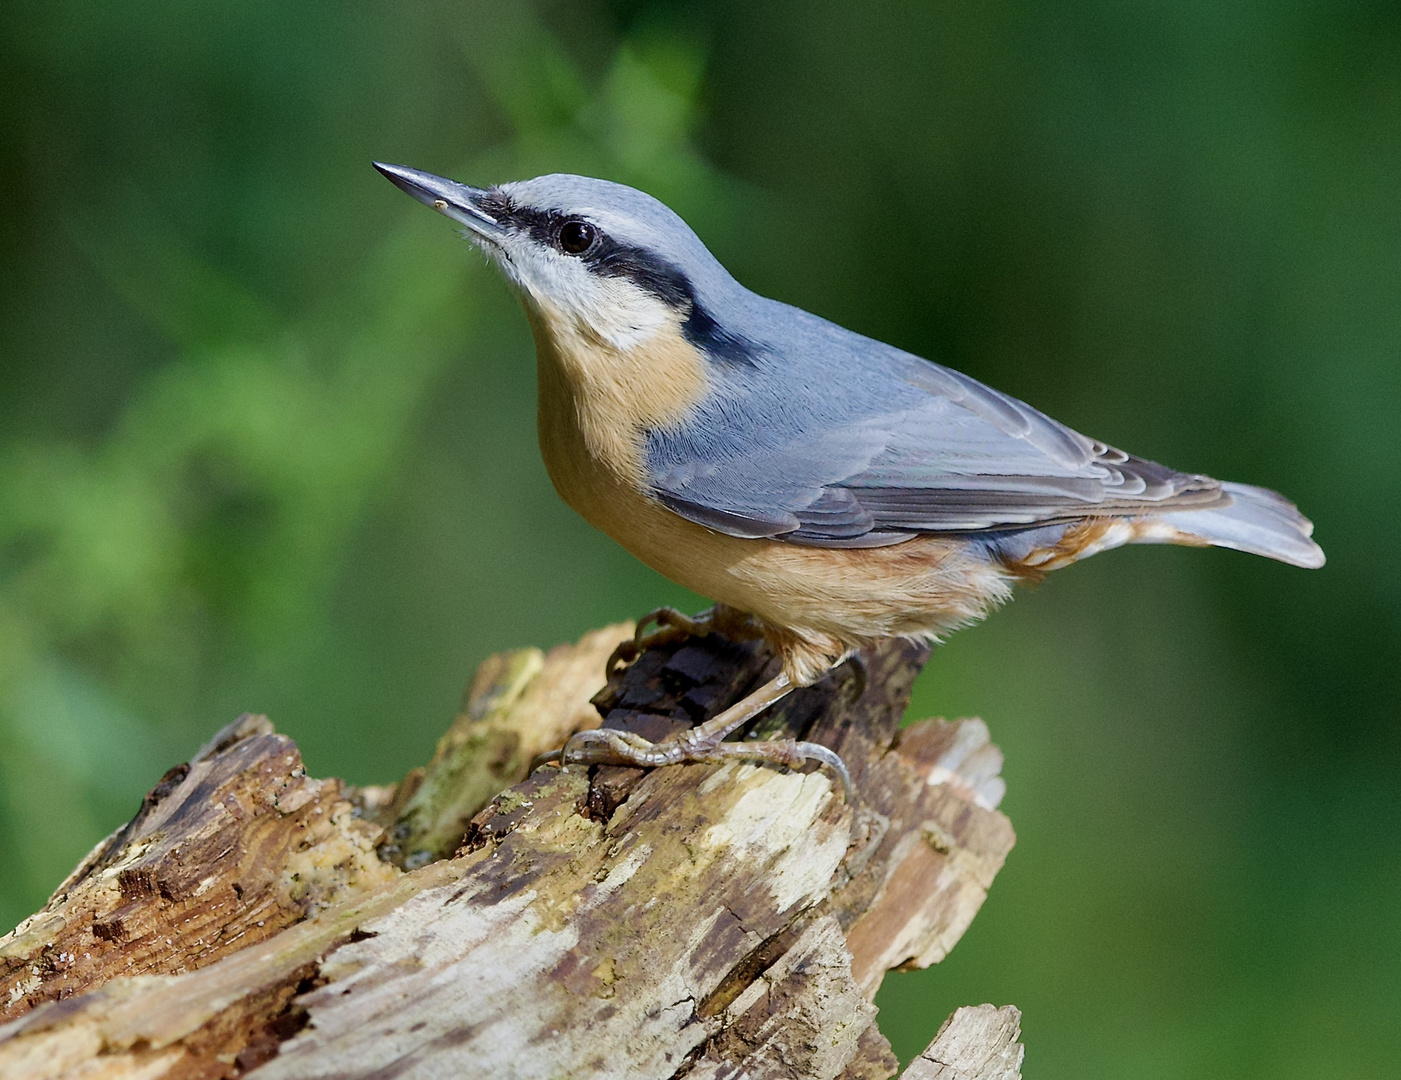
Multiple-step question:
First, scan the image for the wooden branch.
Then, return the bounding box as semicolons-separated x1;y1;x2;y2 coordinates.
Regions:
0;621;1020;1079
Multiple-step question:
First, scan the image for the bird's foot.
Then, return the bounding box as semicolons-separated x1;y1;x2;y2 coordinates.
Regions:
532;668;852;801
532;727;852;802
608;606;710;675
607;604;761;675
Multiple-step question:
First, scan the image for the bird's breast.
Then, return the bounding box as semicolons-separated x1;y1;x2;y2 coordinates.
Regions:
529;305;711;505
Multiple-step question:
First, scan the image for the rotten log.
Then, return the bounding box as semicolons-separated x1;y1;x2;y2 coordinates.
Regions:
0;619;1021;1079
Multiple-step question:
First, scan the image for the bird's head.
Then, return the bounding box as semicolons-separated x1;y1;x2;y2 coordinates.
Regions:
374;163;740;355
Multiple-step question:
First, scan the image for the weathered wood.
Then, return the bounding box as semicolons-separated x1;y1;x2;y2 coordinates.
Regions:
899;1005;1024;1080
374;624;633;867
0;713;399;1023
0;621;1020;1079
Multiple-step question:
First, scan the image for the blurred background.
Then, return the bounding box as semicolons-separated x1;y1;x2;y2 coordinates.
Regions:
1;0;1397;1075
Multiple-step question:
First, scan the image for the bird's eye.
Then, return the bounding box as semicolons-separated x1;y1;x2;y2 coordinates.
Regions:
558;220;597;255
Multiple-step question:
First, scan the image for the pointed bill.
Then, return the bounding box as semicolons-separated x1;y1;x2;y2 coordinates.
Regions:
372;162;505;240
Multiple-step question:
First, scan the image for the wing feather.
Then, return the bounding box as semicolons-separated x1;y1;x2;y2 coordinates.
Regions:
643;315;1223;546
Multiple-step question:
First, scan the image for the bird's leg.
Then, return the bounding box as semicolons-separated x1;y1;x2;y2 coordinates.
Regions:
533;666;854;800
673;670;795;746
607;603;762;674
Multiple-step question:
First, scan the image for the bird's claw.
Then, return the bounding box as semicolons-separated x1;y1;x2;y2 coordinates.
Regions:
530;726;853;802
607;606;715;675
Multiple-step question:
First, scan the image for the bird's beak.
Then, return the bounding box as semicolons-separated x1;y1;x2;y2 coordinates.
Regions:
372;162;505;241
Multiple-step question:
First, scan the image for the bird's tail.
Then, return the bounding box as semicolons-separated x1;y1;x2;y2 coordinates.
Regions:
1151;481;1325;569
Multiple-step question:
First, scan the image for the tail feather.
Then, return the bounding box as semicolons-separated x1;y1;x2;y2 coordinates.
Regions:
1156;481;1324;569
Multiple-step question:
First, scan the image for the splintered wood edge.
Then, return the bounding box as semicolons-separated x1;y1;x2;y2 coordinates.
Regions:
0;626;1021;1080
0;860;474;1078
0;718;401;1024
842;718;1016;997
899;1004;1024;1080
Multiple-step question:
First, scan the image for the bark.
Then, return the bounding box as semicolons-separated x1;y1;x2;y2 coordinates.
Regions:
0;620;1021;1079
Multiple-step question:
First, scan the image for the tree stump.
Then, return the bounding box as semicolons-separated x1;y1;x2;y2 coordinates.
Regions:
0;621;1021;1079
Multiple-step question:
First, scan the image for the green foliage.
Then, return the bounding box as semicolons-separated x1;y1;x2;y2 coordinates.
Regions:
2;2;1397;1075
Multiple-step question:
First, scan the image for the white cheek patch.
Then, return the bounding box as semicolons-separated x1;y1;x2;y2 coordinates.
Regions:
488;240;675;350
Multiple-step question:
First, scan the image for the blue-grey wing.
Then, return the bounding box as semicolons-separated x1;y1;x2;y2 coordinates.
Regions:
644;336;1222;547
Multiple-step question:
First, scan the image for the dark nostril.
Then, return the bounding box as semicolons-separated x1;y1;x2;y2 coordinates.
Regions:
559;220;597;255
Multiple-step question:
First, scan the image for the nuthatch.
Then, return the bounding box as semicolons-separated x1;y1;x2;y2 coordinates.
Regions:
375;162;1324;795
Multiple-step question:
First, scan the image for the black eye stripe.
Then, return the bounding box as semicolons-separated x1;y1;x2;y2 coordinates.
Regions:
481;189;759;366
587;241;691;306
477;192;558;245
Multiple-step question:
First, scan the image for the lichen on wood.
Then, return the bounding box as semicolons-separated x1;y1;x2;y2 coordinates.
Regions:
0;619;1021;1079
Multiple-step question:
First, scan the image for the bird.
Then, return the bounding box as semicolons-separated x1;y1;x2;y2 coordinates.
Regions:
374;161;1324;796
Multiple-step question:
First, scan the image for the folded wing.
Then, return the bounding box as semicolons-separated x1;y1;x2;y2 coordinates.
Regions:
646;348;1227;548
